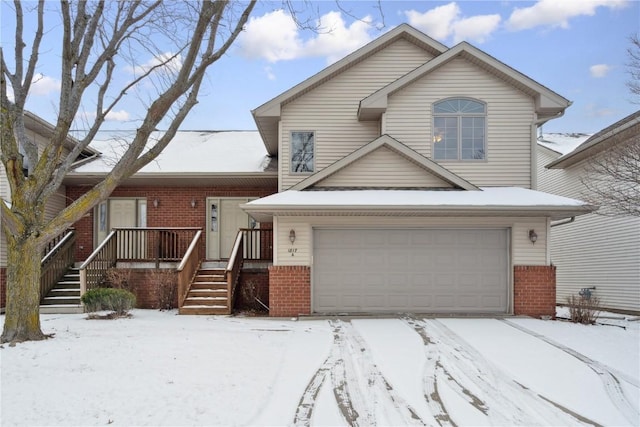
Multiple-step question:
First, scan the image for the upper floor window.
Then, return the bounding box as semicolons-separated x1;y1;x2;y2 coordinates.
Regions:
433;98;486;161
290;131;315;173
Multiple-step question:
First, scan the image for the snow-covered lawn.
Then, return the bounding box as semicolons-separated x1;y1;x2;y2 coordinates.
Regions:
1;310;638;426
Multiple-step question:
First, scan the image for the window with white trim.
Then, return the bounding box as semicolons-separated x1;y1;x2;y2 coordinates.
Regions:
433;98;486;160
290;131;315;173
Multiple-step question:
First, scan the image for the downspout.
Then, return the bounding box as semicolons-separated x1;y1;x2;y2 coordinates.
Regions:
532;107;569;190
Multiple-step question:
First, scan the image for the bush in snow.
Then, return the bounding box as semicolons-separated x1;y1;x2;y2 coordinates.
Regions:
150;269;177;310
566;294;601;324
81;288;136;318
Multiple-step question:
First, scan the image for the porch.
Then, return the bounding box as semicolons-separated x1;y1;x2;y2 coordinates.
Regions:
40;227;273;314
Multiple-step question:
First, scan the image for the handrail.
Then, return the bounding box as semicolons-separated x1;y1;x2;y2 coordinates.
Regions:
225;231;245;314
41;229;76;265
40;230;76;303
177;230;203;307
79;230;117;270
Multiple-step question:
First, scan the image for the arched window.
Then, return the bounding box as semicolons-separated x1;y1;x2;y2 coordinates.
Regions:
433;98;486;160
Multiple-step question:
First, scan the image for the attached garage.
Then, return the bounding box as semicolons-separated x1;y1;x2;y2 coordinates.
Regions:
313;228;509;314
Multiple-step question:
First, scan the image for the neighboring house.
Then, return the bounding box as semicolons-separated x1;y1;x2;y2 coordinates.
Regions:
538;112;640;314
0;111;96;310
243;24;594;318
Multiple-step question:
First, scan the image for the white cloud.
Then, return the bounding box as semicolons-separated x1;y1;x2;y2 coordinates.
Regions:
507;0;628;31
405;3;501;44
125;52;183;75
238;10;375;64
30;73;61;96
404;3;460;41
589;64;612;78
452;14;501;44
264;66;276;81
105;110;130;121
76;109;131;123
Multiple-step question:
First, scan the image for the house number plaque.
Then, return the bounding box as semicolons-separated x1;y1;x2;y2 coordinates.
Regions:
288;248;298;256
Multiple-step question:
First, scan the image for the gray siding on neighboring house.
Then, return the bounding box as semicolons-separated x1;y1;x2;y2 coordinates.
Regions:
385;58;535;188
280;38;434;191
537;145;640;313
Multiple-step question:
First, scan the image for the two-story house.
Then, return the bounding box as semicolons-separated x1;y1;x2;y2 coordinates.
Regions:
243;24;594;318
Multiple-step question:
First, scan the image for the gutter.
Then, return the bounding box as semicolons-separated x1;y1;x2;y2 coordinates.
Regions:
550;216;575;227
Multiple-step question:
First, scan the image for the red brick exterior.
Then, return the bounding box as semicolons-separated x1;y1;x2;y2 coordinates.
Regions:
125;269;179;309
268;265;311;317
514;265;556;318
66;185;276;261
0;267;6;309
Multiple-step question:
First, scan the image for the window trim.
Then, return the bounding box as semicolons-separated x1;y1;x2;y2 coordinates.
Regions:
289;130;316;174
432;97;487;162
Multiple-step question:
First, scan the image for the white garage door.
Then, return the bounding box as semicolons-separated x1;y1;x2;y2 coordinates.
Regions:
313;228;509;313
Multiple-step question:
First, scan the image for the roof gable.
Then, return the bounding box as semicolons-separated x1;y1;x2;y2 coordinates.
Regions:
252;24;448;155
290;134;479;191
359;42;570;122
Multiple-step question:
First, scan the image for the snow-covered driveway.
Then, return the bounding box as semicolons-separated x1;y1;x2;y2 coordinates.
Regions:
1;311;638;426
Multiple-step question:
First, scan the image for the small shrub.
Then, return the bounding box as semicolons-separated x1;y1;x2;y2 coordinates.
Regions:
82;288;136;318
105;268;135;293
566;294;601;324
150;269;177;310
240;280;267;313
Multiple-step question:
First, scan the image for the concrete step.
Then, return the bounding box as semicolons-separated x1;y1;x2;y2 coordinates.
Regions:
178;305;229;315
40;304;84;314
41;296;81;305
48;289;80;297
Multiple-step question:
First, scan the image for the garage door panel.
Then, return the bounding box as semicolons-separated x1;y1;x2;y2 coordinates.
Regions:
313;228;508;313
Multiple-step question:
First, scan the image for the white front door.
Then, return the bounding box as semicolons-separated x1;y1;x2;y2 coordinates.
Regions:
207;198;250;259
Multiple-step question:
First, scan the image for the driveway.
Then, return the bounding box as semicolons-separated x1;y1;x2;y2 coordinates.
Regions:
1;311;638;426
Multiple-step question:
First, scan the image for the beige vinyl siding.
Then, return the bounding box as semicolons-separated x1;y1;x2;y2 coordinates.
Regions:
280;39;434;191
385;58;535;188
275;216;546;267
537;146;640;312
315;146;453;188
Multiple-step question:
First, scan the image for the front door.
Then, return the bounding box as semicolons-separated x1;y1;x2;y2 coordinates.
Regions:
206;198;250;259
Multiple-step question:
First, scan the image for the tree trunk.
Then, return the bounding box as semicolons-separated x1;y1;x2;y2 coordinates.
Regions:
1;237;47;343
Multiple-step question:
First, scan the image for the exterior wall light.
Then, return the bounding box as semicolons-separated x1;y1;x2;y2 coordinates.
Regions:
191;198;197;208
528;229;538;244
153;199;159;208
289;229;296;244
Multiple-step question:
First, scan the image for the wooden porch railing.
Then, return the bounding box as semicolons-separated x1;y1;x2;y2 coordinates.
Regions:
79;227;202;295
225;230;245;314
79;230;118;294
240;228;273;261
177;230;203;307
40;229;76;302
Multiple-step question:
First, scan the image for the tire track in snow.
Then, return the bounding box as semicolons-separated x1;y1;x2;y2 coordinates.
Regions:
501;318;639;425
292;320;366;427
339;319;426;426
417;318;599;426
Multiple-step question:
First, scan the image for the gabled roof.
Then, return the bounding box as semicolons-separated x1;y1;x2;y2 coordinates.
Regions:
546;110;640;169
290;134;478;191
536;133;592;156
358;42;570;122
251;24;448;155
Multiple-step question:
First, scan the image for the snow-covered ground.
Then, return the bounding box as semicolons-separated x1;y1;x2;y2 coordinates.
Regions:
1;310;638;426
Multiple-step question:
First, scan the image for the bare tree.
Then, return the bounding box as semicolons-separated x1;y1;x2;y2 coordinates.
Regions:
0;0;258;343
627;33;640;103
581;135;640;217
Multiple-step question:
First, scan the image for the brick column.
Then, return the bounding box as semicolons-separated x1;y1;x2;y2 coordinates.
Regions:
513;265;556;318
268;265;311;317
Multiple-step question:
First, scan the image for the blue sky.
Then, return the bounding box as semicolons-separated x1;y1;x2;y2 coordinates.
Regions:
3;1;639;134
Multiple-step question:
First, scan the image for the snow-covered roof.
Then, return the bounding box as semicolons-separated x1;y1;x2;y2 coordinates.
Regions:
71;130;271;174
242;187;595;221
537;133;592;156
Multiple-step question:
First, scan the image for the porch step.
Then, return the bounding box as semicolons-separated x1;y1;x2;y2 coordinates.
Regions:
40;267;82;312
179;267;230;315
